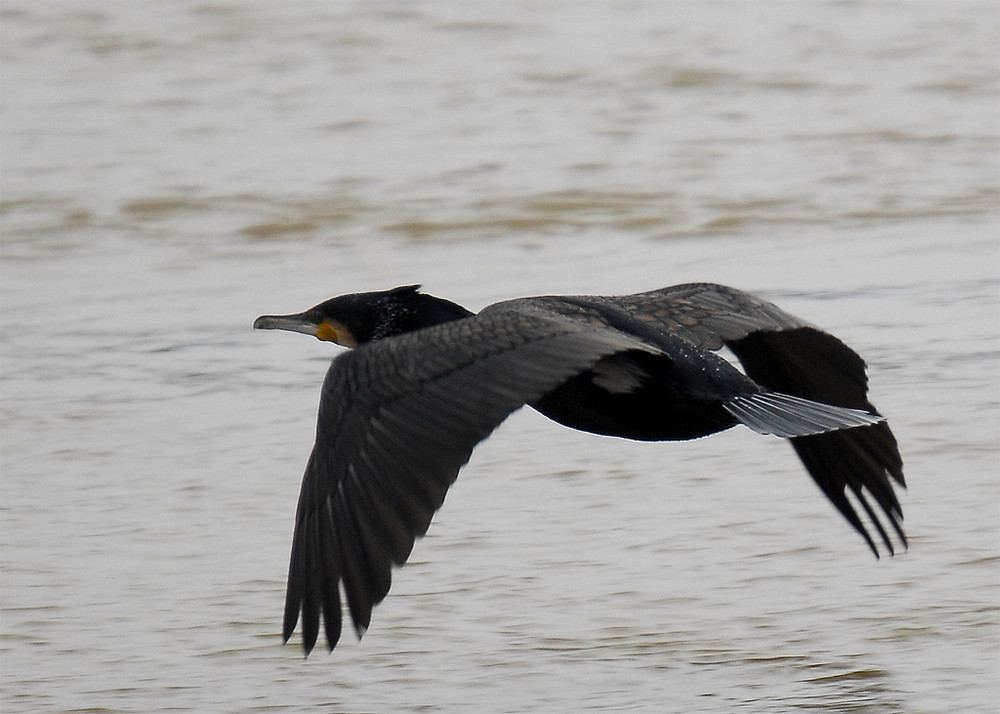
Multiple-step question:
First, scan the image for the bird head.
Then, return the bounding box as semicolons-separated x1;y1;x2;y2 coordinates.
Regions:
253;285;474;347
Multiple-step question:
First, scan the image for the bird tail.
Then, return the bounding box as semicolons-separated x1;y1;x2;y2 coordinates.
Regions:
722;392;883;438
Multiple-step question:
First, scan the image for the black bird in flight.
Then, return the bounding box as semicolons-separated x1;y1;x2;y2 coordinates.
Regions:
254;283;905;655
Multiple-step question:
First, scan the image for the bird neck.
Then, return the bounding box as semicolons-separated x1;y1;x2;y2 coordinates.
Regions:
406;294;475;330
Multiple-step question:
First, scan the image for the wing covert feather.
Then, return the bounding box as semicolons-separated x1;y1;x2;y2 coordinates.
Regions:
610;283;808;350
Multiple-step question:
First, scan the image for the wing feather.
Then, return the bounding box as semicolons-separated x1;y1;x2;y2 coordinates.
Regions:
611;282;808;350
539;283;904;556
283;309;655;653
608;284;904;556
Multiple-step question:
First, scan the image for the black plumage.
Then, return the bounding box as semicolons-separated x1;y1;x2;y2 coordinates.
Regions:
254;283;905;655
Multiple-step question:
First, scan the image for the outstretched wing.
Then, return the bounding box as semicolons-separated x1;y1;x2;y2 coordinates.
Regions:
283;308;655;654
612;283;906;557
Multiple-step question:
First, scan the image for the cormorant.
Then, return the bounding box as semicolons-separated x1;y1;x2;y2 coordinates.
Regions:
254;283;905;655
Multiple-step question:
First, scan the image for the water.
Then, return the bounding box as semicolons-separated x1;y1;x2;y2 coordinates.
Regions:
2;2;998;712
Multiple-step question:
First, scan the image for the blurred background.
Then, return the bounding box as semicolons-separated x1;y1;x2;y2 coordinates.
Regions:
2;2;997;712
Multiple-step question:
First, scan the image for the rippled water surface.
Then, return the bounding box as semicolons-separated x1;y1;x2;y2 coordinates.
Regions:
2;2;998;712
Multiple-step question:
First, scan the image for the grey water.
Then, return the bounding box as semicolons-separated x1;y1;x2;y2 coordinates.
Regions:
1;2;998;712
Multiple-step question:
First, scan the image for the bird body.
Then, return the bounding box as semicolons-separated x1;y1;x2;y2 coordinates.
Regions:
254;283;905;655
